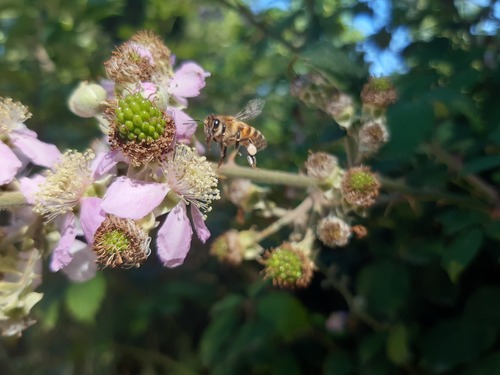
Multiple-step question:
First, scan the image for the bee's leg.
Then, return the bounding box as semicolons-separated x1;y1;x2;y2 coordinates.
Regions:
235;130;242;155
218;143;227;167
246;142;257;168
247;154;257;168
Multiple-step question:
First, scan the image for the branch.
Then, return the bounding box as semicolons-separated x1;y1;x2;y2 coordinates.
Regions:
215;0;298;52
426;142;498;204
217;163;316;188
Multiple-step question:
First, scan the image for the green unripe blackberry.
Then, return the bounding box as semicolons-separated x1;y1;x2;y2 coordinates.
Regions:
114;93;167;143
262;243;314;288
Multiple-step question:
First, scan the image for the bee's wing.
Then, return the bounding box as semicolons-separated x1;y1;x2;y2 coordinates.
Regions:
234;99;265;121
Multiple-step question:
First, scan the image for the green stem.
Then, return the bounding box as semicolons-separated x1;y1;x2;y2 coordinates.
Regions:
254;196;313;242
0;191;28;210
116;344;196;375
217;163;317;188
322;267;389;331
217;164;492;212
379;176;491;213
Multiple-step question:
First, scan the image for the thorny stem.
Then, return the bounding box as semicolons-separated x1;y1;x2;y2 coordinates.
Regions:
216;0;298;52
323;267;390;331
344;135;356;168
254;196;313;242
427;142;499;204
116;344;196;375
0;165;493;214
379;176;492;213
217;163;493;213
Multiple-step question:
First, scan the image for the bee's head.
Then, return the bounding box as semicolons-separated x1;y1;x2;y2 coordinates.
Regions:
203;114;215;143
204;114;221;136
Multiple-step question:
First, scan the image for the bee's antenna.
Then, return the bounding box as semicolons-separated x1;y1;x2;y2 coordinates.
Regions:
183;119;203;125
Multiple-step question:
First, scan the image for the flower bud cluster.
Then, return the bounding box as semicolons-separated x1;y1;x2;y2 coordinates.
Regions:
208;75;392;291
291;73;356;129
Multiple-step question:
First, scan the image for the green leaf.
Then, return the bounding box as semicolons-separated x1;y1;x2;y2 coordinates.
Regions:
416;265;459;306
64;273;106;324
401;239;443;265
423;88;482;129
324;351;354;375
386;324;411;365
209;319;272;375
464;287;500;331
210;294;245;316
441;228;483;283
300;41;367;86
269;351;302;375
484;219;500;241
421;316;496;372
356;260;410;320
460;352;500;375
359;332;387;365
436;209;487;235
382;100;434;160
462;155;500;174
256;291;310;340
200;311;241;366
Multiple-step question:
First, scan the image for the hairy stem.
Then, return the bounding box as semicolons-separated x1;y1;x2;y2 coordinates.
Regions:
324;268;390;331
255;196;313;242
217;163;316;188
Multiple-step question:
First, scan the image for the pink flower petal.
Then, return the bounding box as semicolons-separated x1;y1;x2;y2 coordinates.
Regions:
91;150;122;179
18;174;46;204
190;205;210;243
0;142;22;184
50;213;77;272
99;79;115;100
130;42;155;65
61;240;97;282
10;132;61;169
156;202;193;267
168;107;198;139
101;176;169;220
170;62;210;99
80;197;106;243
140;82;158;100
193;137;206;155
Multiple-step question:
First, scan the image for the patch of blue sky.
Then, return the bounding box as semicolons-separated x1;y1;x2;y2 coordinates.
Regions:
247;0;291;13
350;0;410;76
456;0;499;35
247;0;411;75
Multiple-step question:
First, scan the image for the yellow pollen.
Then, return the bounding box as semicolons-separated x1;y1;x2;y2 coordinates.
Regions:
164;144;220;218
0;97;32;134
34;149;94;221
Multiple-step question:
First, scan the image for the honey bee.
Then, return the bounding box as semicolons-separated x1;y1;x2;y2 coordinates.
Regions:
204;99;267;168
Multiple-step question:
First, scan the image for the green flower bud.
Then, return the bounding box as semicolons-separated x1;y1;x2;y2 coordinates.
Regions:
68;82;107;118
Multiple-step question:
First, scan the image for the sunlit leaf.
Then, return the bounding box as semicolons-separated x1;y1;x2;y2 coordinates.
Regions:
64;273;106;324
386;324;411;365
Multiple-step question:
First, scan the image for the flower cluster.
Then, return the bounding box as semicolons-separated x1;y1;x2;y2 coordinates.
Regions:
0;31;218;336
208;77;394;289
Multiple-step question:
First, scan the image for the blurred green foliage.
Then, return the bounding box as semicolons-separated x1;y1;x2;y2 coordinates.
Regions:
1;0;500;374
